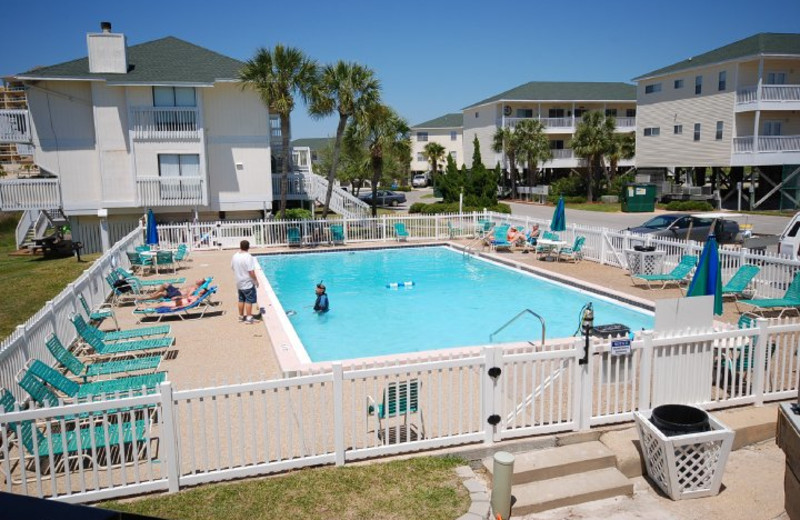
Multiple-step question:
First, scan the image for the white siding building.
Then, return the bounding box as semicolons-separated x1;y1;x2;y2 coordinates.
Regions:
409;113;463;173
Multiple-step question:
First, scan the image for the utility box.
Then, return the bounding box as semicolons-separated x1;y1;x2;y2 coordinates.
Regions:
621;184;657;212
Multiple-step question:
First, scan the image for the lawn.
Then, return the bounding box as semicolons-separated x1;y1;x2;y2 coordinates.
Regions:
101;456;469;520
0;213;100;340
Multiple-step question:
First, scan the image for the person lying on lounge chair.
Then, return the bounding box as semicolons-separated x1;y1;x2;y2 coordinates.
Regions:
137;278;207;302
138;288;210;311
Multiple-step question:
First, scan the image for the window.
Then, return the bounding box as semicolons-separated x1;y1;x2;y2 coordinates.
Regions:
605;108;618;117
763;121;783;136
766;72;786;85
718;71;727;91
450;131;457;141
643;127;660;136
645;83;662;94
674;125;683;134
548;108;565;118
674;79;684;89
474;112;479;118
516;108;533;118
450;151;457;161
694;123;701;141
549;140;564;150
158;154;200;199
416;132;428;142
416;152;425;161
695;75;702;95
152;86;197;130
574;108;587;119
716;121;724;140
626;108;636;117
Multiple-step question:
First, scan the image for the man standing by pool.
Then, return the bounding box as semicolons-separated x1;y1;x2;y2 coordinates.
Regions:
231;239;259;324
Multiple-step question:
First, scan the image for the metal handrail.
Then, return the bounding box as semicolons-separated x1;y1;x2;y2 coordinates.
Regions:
489;309;546;346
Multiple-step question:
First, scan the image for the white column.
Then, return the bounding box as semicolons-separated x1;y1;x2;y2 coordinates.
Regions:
98;208;110;252
754;58;763;153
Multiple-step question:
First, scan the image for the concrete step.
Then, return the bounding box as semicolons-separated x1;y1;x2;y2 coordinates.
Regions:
510;467;633;516
483;440;616;485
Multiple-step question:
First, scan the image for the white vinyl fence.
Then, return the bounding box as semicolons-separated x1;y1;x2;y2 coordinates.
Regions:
2;319;798;502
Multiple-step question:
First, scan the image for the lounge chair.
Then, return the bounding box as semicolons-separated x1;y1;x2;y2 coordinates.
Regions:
22;360;166;401
631;255;697;289
394;222;410;241
0;389;150;483
174;243;190;268
722;264;760;299
487;224;512;251
71;315;174;358
367;379;425;443
559;236;586;262
125;250;154;275
475;220;494;238
155;250;176;273
71;314;170;342
715;313;776;391
133;286;219;322
46;334;162;383
330;224;345;245
114;267;186;287
78;294;118;329
287;226;303;247
738;271;800;317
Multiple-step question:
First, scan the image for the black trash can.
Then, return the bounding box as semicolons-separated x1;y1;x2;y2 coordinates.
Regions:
651;404;710;437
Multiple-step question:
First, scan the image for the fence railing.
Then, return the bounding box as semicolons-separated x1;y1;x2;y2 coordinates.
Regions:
136;177;206;207
129;106;200;140
0;179;61;211
2;319;798;502
0;109;30;143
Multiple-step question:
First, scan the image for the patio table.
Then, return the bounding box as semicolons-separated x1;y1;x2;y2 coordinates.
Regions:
537;238;566;262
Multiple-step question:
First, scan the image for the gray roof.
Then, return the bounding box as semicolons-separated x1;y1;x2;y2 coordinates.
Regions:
17;37;245;84
635;33;800;80
464;82;636;109
412;113;463;129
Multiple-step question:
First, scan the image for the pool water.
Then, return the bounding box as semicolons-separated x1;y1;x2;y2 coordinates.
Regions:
258;246;653;362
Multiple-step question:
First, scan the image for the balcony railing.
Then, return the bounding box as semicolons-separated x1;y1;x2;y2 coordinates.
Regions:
736;85;800;105
550;149;574;159
0;178;60;211
615;117;636;129
504;116;636;131
136;177;205;206
130;107;200;140
0;109;30;143
733;135;800;153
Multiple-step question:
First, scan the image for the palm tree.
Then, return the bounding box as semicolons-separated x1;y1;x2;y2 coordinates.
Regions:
310;61;381;218
239;45;318;218
607;131;636;181
492;127;521;198
571;111;615;202
514;119;552;186
423;142;446;186
345;104;410;217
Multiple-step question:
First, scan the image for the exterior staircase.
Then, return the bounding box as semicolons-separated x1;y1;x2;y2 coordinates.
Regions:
304;170;371;219
483;441;633;516
14;208;69;250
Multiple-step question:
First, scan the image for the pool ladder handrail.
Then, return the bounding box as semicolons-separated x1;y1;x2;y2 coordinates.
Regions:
489;309;546;346
463;236;485;257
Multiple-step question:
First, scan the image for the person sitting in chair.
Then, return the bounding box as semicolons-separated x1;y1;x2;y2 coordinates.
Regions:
139;288;209;311
313;283;329;313
137;278;207;302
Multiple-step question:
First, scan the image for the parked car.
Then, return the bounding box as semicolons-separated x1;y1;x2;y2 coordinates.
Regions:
778;211;800;259
412;173;430;187
358;190;407;207
625;213;740;244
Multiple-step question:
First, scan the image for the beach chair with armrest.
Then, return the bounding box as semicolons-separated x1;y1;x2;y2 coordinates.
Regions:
174;243;190;268
71;315;174;358
125;250;153;275
114;267;186;287
106;272;146;306
46;334;162;383
78;294;118;329
722;264;760;299
631;255;697;289
133;286;219;322
737;271;800;317
287;226;303;247
329;224;345;245
367;379;425;443
715;313;777;392
487;224;512;251
71;314;170;342
394;222;410;242
559;236;586;262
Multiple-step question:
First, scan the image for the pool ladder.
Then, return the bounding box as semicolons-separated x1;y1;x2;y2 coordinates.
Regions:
463;236;485;257
489;309;546;347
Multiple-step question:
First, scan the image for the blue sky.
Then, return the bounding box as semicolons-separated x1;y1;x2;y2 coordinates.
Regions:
2;0;799;138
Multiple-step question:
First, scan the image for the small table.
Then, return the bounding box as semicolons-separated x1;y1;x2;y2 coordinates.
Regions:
624;248;666;275
537;239;566;262
139;250;159;274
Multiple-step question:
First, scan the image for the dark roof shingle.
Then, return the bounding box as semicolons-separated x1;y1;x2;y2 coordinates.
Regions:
464;82;635;109
412;113;463;129
17;37;245;84
635;33;800;80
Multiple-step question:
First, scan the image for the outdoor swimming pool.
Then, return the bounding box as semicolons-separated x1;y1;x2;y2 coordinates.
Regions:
258;246;653;362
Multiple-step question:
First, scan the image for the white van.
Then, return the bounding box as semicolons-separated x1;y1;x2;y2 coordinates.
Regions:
778;212;800;260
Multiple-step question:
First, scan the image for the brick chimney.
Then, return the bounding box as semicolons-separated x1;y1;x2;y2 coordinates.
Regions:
86;21;128;74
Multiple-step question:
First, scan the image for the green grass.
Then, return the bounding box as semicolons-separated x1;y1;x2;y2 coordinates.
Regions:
101;456;469;520
564;201;622;212
0;213;100;340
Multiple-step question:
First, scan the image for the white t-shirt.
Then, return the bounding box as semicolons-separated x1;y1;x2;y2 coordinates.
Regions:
231;251;257;290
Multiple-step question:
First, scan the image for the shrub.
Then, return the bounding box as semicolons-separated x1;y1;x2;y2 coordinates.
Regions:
665;200;713;212
546;195;587;204
282;208;313;220
549;175;586;199
409;202;511;214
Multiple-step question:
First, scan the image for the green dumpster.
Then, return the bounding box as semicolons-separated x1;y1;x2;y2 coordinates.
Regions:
621;183;657;212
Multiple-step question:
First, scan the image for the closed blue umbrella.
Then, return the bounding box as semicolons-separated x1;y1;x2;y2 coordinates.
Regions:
687;234;723;315
550;196;566;232
146;209;159;246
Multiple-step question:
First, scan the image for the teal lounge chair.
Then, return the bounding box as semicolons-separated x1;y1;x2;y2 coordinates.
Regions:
487;224;512;251
134;286;219;322
155;250;176;273
394;222;410;241
738;271;800;317
46;334;161;383
22;359;166;401
722;264;760;299
126;250;154;275
71;315;174;358
287;226;303;247
106;272;146;306
71;314;170;342
631;255;697;289
330;224;345;245
367;379;425;443
475;220;494;238
559;236;586;262
114;267;186;287
174;243;190;268
78;294;118;329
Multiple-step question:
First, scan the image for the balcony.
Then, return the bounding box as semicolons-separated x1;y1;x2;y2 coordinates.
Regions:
731;135;800;166
503;116;636;132
735;85;800;111
272;173;310;200
130;107;200;140
0;109;30;143
0;178;61;211
136;177;206;207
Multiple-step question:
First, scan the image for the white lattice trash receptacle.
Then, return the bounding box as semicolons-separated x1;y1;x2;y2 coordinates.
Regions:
634;408;735;500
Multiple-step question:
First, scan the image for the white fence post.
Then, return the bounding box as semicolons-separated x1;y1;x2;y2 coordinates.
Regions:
332;363;345;465
638;331;654;411
576;337;593;431
482;346;502;444
600;229;608;265
159;381;181;493
753;319;770;406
